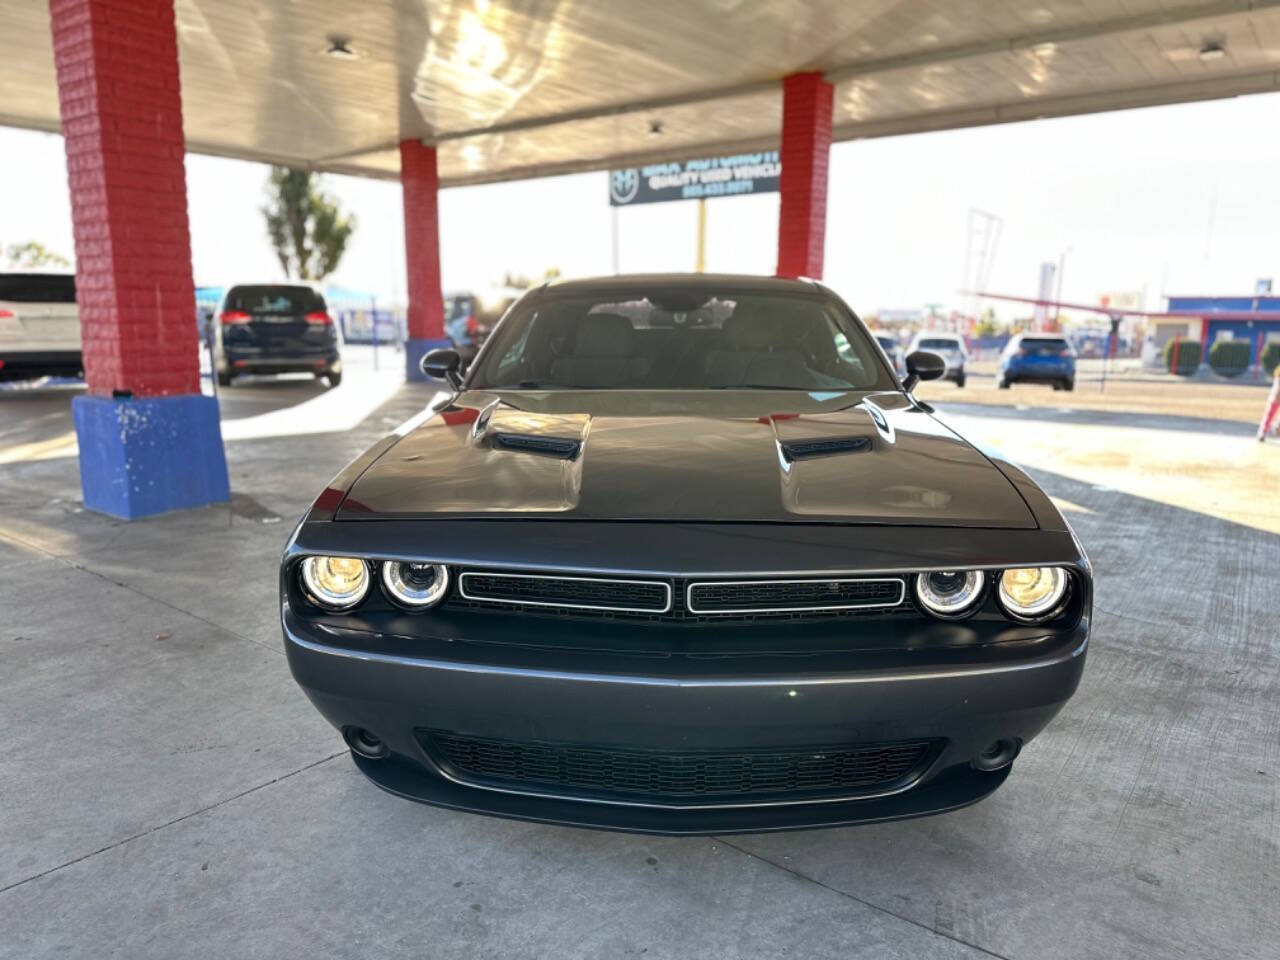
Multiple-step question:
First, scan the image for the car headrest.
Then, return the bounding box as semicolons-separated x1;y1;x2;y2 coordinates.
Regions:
575;313;634;356
724;301;785;350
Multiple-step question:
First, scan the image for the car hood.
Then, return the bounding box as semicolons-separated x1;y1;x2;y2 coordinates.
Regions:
336;390;1035;528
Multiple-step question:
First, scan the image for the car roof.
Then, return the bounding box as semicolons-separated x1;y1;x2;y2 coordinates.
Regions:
540;273;822;295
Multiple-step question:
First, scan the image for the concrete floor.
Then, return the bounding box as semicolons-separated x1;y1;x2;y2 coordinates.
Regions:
1;376;1277;959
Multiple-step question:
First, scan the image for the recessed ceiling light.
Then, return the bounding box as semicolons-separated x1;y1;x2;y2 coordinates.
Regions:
324;35;359;60
1198;42;1227;61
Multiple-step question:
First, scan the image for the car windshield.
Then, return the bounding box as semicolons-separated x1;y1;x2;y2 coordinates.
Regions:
225;285;324;314
918;338;960;351
468;286;894;391
875;336;896;351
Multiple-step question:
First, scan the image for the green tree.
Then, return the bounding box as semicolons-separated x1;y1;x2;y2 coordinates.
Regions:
5;241;70;269
261;167;356;280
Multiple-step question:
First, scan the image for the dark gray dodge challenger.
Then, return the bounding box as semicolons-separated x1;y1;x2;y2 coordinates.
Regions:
282;274;1090;834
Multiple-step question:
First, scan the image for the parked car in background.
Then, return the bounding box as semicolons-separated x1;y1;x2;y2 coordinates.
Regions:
211;284;342;387
444;288;520;367
282;273;1090;834
907;332;967;387
872;331;907;379
999;334;1076;391
0;273;82;382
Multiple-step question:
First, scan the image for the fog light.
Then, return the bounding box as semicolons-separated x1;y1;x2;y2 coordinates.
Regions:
915;570;985;618
344;727;389;759
300;555;371;610
972;738;1019;771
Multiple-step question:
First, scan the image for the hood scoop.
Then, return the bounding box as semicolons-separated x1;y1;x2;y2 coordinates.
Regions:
780;436;871;462
494;433;582;460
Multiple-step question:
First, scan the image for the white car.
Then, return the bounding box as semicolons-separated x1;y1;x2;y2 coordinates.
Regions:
0;273;82;383
907;332;967;387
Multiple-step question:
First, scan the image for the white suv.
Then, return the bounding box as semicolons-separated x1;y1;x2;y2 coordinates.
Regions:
0;273;81;382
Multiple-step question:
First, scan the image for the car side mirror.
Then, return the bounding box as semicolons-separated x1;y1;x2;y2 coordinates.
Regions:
421;347;462;389
903;350;946;391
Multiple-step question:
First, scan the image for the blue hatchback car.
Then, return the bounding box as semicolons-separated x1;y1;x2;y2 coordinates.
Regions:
999;334;1076;391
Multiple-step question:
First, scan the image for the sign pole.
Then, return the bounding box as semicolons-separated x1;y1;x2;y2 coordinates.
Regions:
696;198;707;273
610;205;620;275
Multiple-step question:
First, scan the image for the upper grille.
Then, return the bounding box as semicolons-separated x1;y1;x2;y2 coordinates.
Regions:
458;572;671;613
423;730;937;806
687;578;904;614
448;570;912;623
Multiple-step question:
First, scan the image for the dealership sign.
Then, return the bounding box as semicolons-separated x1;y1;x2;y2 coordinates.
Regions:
609;152;781;206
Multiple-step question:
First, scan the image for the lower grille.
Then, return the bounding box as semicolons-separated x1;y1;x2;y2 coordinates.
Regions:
422;731;937;806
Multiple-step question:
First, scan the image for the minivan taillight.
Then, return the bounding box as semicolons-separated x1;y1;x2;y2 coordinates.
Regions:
305;311;332;325
220;310;250;325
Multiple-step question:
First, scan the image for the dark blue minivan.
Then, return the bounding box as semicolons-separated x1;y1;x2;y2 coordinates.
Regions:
999;334;1076;391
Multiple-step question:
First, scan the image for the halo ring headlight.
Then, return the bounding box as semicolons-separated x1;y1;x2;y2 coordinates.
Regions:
914;570;985;618
382;561;450;609
300;555;371;610
997;567;1070;621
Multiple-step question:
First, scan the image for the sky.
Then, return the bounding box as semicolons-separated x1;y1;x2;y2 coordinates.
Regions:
3;90;1280;320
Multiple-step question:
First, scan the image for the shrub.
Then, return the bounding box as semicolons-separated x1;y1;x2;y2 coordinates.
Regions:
1163;338;1201;375
1262;341;1280;377
1208;339;1250;378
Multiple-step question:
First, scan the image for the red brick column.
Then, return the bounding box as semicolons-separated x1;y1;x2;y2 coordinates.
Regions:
51;0;201;397
400;140;448;380
50;0;228;519
776;73;834;280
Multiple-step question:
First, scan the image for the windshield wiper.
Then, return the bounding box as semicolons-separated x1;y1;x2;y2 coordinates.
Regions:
706;384;813;390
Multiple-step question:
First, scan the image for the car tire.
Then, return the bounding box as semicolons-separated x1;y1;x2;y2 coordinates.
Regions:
1052;382;1062;391
1063;379;1074;392
998;378;1010;390
216;370;233;387
955;374;966;388
325;371;342;388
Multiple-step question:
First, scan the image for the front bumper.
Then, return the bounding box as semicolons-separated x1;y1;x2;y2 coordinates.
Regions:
284;606;1087;833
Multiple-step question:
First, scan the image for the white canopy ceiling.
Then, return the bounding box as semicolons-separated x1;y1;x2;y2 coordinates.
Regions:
4;0;1279;185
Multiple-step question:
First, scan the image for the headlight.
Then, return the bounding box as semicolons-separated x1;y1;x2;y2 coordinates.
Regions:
915;570;985;618
997;567;1069;621
382;561;450;609
300;556;370;610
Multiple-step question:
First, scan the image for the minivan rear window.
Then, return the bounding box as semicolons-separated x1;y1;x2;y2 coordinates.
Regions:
0;273;76;303
1023;338;1070;350
225;285;324;314
918;338;960;350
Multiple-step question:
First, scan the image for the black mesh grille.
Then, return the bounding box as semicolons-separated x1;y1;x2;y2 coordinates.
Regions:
688;578;902;613
459;573;669;612
448;571;911;623
424;731;936;804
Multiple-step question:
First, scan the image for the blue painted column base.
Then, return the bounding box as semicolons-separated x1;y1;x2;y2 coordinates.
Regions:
73;393;231;520
405;338;453;382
